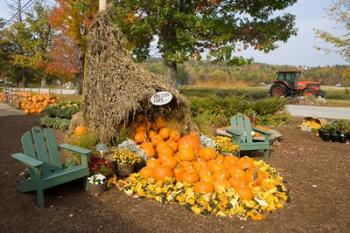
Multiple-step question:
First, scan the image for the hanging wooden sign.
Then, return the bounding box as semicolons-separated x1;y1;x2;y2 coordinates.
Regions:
150;91;173;106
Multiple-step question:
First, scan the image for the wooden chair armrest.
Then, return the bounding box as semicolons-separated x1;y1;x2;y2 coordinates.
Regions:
58;143;91;155
11;153;43;169
226;128;241;136
253;127;271;135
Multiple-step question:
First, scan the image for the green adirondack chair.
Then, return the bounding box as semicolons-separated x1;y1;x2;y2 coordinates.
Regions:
11;127;91;208
226;113;271;160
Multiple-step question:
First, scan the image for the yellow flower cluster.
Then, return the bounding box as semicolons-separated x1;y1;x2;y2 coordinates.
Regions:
214;136;240;153
112;148;141;165
120;160;288;220
302;119;321;129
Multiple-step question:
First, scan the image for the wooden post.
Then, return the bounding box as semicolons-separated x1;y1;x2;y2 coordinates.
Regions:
99;0;107;12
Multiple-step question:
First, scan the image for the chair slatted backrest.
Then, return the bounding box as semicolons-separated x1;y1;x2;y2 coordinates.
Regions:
21;127;62;177
230;113;253;144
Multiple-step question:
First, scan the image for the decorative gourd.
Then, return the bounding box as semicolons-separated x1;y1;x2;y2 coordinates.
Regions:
153;166;174;181
159;128;170;140
194;181;214;193
198;147;217;161
74;126;86;136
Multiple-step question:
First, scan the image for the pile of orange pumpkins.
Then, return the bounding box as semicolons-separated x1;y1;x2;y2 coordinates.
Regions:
17;93;58;114
133;115;265;200
0;91;5;102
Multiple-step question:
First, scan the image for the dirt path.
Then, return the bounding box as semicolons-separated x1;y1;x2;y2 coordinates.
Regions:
286;104;350;120
0;114;349;233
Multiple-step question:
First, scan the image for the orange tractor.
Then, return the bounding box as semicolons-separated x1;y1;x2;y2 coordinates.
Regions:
269;70;326;97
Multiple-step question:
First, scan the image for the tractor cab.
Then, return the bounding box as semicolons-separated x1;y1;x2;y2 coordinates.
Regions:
276;71;302;89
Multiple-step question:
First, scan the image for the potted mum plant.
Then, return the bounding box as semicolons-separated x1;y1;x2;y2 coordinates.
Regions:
113;148;141;177
88;173;106;195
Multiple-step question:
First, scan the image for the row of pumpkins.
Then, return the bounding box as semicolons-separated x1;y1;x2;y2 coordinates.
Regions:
16;92;59;114
133;115;267;200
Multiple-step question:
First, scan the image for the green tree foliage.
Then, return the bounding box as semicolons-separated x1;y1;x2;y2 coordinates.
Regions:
316;0;350;62
113;0;297;84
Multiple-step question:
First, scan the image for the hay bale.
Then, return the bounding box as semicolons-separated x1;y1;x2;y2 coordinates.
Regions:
81;9;195;143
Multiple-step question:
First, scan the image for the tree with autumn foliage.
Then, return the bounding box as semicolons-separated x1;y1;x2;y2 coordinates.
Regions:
49;0;98;90
113;0;297;84
316;0;350;63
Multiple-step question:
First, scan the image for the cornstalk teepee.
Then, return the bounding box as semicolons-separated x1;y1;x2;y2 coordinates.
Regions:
81;7;195;143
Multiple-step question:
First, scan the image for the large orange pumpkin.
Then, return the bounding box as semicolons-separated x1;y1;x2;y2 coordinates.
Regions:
229;177;241;190
156;141;172;152
207;160;225;172
199;147;217;161
194;181;214;193
140;167;154;179
178;134;200;153
237;157;255;171
193;160;207;174
153;166;174;181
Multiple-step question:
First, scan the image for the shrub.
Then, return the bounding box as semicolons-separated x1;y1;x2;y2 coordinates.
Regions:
253;98;287;115
40;116;71;130
44;101;81;119
255;112;292;127
68;131;98;150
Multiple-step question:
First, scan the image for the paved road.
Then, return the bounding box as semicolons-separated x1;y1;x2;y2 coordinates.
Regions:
0;103;25;117
286;104;350;120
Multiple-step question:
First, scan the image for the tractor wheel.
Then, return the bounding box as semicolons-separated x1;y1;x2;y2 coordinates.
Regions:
270;83;287;97
303;88;316;97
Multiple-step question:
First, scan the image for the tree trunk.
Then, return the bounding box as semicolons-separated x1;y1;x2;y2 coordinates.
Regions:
21;68;27;87
41;76;47;87
75;52;85;94
164;60;178;87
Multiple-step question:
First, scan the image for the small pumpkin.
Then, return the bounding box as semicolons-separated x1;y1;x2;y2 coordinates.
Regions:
199;147;217;161
169;130;181;142
134;132;146;144
153;166;174;181
74;126;86;137
237;157;255;171
140;167;154;179
151;134;164;146
166;139;178;152
159;128;170;140
194;181;214;193
178;146;195;161
236;185;254;200
223;156;239;170
182;171;199;184
159;155;177;169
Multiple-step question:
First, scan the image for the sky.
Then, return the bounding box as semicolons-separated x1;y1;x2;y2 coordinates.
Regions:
0;0;348;67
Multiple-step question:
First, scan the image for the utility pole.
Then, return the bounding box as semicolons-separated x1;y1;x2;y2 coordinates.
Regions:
6;0;29;87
